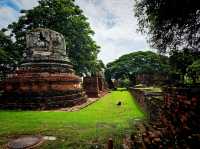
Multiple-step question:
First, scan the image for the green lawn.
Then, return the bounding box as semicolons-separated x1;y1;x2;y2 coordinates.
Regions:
0;90;144;148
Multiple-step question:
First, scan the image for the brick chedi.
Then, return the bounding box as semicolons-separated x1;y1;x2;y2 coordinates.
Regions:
0;28;86;109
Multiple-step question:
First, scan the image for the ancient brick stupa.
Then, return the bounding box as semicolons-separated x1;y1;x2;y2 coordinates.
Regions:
0;28;86;109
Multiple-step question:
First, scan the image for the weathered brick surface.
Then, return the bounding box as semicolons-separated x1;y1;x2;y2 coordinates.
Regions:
83;76;108;98
130;88;163;121
0;28;86;109
83;76;99;98
130;86;200;148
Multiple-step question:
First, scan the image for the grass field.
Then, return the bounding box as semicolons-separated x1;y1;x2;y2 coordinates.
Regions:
0;90;144;148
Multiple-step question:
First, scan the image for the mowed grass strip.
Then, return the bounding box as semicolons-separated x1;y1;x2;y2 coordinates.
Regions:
0;90;144;147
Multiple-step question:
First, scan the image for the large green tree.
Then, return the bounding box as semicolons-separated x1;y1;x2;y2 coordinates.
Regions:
134;0;200;52
2;0;100;75
105;51;170;87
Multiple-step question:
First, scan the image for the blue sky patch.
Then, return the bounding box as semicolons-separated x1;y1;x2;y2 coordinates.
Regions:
0;0;20;11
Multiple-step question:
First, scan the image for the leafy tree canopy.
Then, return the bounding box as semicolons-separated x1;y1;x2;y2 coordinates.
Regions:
0;31;18;79
168;48;200;84
105;51;170;86
187;59;200;84
0;31;20;64
134;0;200;52
0;31;13;61
1;0;100;76
188;60;200;74
169;48;199;76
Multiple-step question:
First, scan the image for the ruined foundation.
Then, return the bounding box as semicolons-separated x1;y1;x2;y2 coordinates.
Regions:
83;75;107;98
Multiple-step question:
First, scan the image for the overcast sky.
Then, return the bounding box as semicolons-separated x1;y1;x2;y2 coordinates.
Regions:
0;0;151;64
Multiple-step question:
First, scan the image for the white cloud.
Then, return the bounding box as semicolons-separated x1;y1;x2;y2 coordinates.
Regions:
0;0;151;64
76;0;150;64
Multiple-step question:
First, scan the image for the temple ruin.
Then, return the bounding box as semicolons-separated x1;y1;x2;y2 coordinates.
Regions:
0;28;86;109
